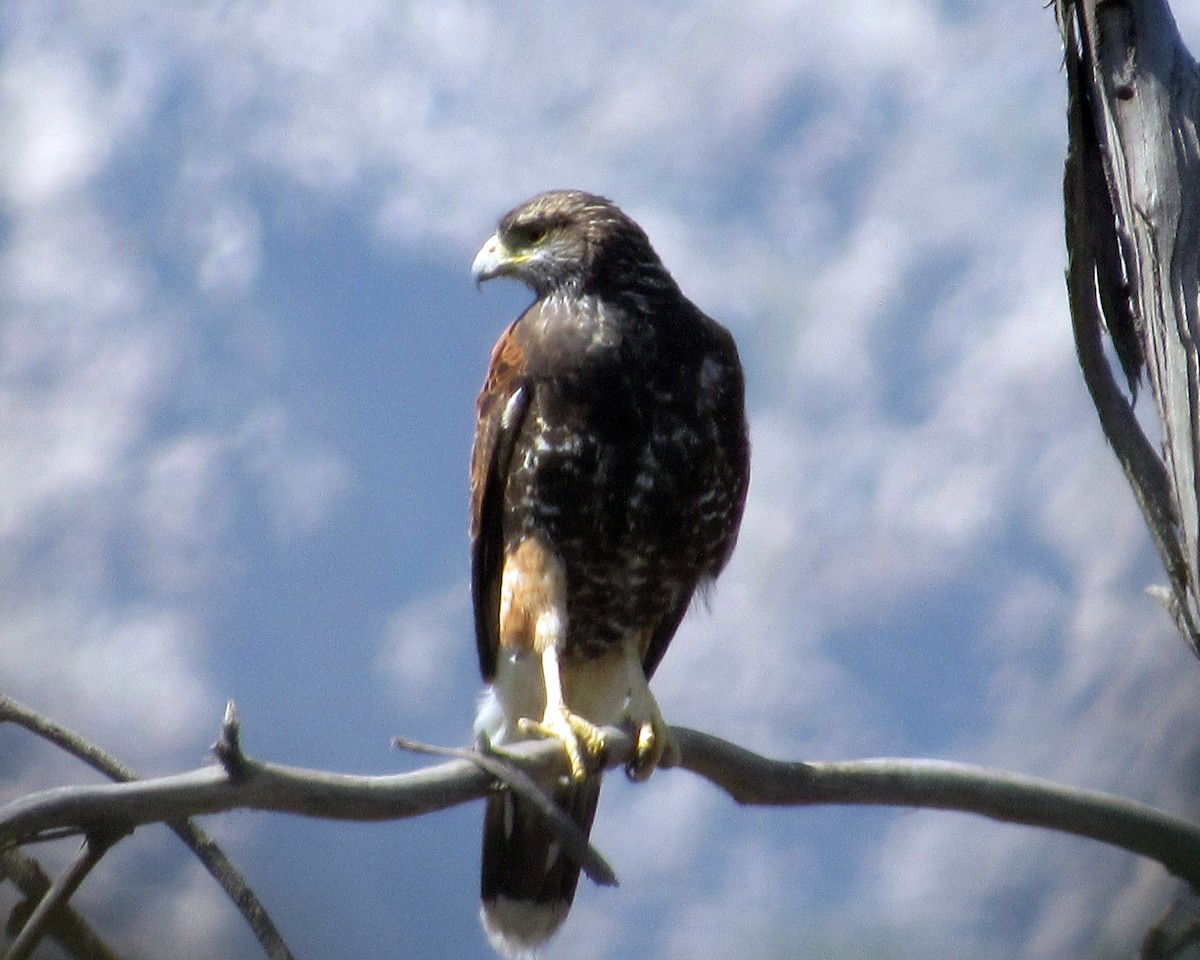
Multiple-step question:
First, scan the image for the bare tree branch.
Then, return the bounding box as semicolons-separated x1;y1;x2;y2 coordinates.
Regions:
3;717;1197;894
0;696;295;960
1062;0;1194;639
1058;0;1200;653
5;831;122;960
1143;896;1200;960
1;848;126;960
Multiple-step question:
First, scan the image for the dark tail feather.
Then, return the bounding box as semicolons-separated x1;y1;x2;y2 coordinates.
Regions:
480;776;602;957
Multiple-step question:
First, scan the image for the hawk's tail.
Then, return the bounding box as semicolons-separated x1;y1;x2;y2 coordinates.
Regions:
480;775;602;958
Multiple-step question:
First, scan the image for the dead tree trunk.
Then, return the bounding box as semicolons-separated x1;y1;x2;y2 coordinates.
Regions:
1060;0;1200;655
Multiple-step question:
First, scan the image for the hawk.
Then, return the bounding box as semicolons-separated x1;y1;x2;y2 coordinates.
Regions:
469;190;749;956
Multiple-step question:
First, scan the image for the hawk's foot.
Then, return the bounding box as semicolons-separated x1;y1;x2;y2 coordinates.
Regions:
627;715;681;782
624;673;679;782
518;704;608;781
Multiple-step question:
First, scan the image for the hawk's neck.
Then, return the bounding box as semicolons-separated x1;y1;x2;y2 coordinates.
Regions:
517;291;627;374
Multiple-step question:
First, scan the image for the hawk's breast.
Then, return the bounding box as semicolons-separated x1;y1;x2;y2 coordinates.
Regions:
502;312;741;659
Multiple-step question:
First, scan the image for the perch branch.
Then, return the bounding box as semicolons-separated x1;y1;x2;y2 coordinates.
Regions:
3;719;1197;892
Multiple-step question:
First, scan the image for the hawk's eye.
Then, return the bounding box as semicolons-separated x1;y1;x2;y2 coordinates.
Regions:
518;224;548;247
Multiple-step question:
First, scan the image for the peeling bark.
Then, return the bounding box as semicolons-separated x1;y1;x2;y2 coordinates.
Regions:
1060;0;1200;654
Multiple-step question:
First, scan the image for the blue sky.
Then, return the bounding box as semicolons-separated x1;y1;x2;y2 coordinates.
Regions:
3;2;1200;958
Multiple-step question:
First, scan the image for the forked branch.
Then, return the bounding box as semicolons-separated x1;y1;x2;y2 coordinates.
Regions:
0;696;294;960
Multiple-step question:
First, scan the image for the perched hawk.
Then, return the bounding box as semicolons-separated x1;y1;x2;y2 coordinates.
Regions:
469;190;749;956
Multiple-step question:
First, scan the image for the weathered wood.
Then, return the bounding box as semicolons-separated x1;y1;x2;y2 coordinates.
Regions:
1059;0;1200;654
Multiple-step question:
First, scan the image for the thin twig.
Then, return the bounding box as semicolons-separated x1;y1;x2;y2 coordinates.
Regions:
212;701;247;780
0;695;295;960
0;848;126;960
393;736;617;886
1142;898;1200;960
5;831;121;960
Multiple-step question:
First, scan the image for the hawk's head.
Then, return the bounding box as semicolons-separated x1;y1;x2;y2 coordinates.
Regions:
472;190;669;299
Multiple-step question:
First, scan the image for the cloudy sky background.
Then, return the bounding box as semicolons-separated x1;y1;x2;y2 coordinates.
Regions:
3;2;1200;958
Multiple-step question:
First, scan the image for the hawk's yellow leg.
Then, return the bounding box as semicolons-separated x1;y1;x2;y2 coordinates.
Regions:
623;640;680;782
518;645;608;781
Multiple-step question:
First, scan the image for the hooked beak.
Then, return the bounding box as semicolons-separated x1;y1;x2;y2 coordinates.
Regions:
471;232;510;287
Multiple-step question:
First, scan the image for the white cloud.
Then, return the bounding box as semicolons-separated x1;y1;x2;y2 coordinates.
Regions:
195;202;264;301
0;53;112;207
1;601;209;761
137;434;236;592
235;404;351;538
379;583;472;715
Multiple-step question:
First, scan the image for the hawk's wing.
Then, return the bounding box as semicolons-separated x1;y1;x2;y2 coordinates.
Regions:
640;320;750;680
641;590;694;680
470;320;530;681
